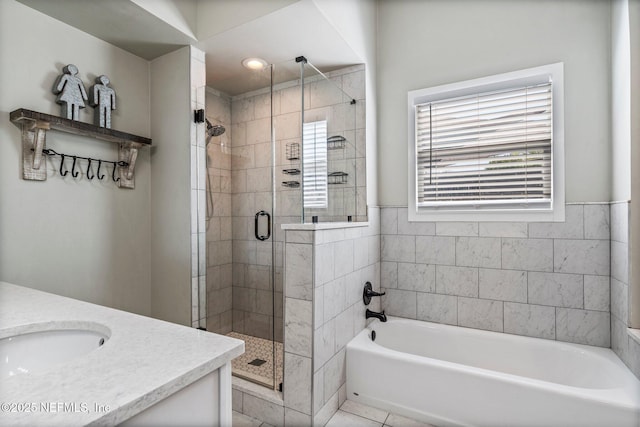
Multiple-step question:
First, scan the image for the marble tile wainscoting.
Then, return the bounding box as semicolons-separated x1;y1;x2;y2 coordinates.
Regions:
282;209;381;426
380;203;612;347
610;201;640;378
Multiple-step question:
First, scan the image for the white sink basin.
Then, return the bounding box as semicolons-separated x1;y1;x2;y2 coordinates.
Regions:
0;327;109;379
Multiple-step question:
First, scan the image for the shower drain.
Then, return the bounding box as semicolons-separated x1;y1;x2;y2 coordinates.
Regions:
248;358;267;367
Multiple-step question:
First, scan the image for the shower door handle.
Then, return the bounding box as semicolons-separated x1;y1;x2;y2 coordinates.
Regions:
255;210;271;241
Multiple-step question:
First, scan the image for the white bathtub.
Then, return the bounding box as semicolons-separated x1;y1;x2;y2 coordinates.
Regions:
346;317;640;427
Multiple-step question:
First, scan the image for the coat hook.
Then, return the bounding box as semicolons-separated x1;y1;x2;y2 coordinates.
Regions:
87;158;95;180
59;154;69;176
97;160;105;180
71;156;79;178
112;162;120;182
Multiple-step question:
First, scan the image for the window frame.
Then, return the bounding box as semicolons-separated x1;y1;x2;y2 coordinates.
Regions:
407;63;565;222
302;120;328;209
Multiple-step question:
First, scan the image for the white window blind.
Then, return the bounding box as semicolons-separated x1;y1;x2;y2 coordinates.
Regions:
303;120;328;208
416;82;552;209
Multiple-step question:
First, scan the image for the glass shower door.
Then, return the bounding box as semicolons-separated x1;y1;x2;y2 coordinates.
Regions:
224;63;280;389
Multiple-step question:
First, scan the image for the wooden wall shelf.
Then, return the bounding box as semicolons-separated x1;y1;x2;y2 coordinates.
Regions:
9;108;152;189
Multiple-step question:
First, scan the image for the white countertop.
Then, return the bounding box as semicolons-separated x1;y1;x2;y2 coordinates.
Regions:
0;282;244;426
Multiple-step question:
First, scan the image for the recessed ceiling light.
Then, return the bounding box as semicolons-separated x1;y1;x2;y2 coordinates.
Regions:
242;57;268;71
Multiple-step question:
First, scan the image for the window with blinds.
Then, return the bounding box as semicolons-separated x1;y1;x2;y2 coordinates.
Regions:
408;63;564;222
415;82;552;209
303;120;328;208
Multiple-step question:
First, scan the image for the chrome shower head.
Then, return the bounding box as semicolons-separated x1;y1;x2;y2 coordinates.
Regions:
206;119;226;139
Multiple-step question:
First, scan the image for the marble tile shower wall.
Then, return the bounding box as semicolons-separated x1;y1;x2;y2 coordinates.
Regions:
205;89;233;335
312;220;381;426
610;202;640;378
380;204;612;347
282;208;381;426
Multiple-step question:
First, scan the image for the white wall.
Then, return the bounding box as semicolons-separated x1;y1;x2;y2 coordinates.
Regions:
377;0;611;206
196;0;298;41
313;0;378;208
629;0;640;327
0;0;152;315
131;0;197;40
150;47;193;325
612;0;631;202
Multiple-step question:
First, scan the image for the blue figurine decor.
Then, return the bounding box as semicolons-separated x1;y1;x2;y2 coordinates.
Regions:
89;75;116;129
52;64;88;121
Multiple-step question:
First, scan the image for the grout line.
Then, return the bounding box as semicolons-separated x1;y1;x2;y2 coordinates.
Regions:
582;274;586;310
554;307;558;341
383;413;391;425
582;204;586;240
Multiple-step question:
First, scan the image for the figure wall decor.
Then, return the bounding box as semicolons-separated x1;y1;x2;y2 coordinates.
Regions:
52;65;117;129
52;64;88;121
89;75;116;129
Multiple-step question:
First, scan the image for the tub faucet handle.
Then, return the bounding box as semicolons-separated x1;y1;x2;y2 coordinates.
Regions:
363;282;385;305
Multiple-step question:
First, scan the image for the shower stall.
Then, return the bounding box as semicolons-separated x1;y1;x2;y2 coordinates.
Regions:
204;57;366;390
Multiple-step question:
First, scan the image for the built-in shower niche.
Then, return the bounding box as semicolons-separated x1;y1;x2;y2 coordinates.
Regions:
204;62;366;390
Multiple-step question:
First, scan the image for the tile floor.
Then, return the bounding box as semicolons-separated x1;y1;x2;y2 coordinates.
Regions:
326;400;436;427
228;332;283;389
233;410;275;427
232;399;436;427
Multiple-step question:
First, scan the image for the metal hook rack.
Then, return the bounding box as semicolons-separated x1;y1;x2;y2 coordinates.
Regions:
37;148;128;184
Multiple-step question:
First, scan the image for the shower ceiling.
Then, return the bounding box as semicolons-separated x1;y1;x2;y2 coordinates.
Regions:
196;0;362;95
16;0;363;95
